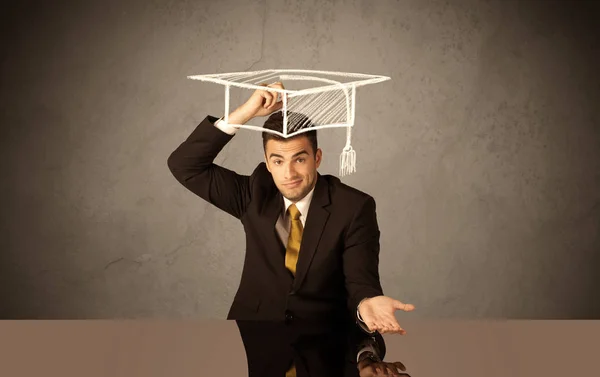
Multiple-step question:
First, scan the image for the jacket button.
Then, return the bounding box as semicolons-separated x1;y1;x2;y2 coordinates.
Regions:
285;310;294;322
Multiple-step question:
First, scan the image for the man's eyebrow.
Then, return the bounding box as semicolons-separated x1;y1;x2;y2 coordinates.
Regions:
269;150;309;159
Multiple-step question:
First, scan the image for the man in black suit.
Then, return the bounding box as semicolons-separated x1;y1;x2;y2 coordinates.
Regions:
167;81;414;338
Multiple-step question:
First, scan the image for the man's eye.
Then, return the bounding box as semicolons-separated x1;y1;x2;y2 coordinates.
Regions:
297;158;305;163
274;160;282;165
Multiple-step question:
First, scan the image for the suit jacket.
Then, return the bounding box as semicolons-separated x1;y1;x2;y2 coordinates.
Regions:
235;320;386;377
167;115;384;327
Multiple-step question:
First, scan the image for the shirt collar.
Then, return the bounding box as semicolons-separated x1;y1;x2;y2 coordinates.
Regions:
283;184;316;219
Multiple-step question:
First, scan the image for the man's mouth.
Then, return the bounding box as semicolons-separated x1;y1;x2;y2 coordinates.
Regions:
284;180;302;188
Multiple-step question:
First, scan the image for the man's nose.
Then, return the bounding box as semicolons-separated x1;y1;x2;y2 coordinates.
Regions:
284;163;296;179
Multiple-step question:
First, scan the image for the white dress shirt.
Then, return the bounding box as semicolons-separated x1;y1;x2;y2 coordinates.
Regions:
214;117;239;135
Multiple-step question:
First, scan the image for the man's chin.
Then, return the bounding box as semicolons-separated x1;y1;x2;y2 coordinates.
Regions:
283;193;300;202
281;188;305;202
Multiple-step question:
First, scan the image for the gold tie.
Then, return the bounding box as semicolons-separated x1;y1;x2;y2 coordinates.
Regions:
285;363;296;377
285;204;303;275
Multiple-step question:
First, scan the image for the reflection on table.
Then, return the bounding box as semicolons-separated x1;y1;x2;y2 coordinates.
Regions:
236;320;410;377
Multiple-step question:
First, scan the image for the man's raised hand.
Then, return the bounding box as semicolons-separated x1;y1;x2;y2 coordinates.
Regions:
233;81;285;121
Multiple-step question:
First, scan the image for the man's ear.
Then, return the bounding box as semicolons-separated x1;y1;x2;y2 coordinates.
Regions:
264;154;271;172
315;148;323;168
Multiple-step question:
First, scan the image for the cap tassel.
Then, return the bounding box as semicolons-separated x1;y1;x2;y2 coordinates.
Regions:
339;125;356;176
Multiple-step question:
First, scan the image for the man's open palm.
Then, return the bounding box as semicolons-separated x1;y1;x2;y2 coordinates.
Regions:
358;296;415;335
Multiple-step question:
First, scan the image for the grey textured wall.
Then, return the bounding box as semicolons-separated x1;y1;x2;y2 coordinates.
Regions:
1;0;598;319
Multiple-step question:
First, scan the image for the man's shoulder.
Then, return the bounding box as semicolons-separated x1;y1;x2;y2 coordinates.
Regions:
252;162;269;175
246;163;279;196
250;162;273;184
320;173;374;204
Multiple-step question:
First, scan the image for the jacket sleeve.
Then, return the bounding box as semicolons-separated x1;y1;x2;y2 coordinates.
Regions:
343;196;385;333
167;115;252;219
355;333;387;362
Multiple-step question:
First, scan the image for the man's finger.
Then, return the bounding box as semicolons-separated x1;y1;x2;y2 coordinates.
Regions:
384;364;398;376
269;92;276;108
385;322;403;333
393;301;415;311
271;92;281;109
266;83;278;108
366;321;377;332
266;92;275;108
390;328;404;334
259;91;268;108
268;82;284;109
384;317;406;334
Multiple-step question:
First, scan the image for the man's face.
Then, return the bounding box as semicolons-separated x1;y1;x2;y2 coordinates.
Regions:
265;136;322;202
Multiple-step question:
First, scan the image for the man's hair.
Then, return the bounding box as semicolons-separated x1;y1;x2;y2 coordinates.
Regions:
262;111;318;155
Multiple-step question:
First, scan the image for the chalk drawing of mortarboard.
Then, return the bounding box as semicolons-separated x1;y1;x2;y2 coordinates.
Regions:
187;69;391;176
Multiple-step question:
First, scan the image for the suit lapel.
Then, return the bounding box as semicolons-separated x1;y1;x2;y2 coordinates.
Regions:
293;174;331;291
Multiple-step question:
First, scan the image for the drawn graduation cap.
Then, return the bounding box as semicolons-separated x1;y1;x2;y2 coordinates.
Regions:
187;69;390;176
